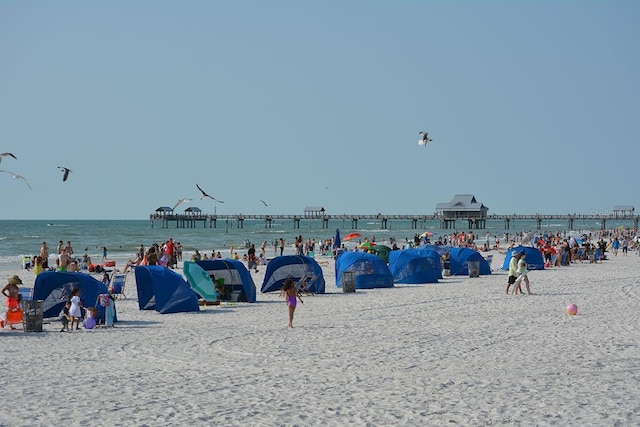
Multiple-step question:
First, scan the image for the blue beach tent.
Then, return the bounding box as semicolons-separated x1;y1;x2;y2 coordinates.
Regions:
261;255;325;294
188;259;256;303
388;250;439;284
412;248;444;279
33;271;115;324
447;247;492;276
501;246;545;270
335;251;394;289
134;266;200;314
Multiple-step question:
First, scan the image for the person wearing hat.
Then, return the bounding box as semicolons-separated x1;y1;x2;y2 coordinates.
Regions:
2;275;23;310
505;251;521;294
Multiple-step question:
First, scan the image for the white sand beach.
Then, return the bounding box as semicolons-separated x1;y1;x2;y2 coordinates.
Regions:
2;250;640;426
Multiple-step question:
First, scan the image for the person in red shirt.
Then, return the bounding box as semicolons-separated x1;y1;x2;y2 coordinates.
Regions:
165;238;176;268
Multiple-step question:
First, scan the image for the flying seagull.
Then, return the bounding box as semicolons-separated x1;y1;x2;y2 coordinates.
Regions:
58;166;72;182
196;184;224;203
259;199;271;207
0;169;32;190
418;131;433;146
172;198;192;210
0;152;17;164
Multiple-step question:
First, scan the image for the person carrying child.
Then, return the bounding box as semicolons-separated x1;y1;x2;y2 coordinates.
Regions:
281;278;303;328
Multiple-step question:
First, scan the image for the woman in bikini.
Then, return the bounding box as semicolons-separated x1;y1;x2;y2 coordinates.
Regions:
281;279;303;328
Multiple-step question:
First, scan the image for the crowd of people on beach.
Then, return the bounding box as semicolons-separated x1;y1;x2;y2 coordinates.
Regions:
4;225;638;331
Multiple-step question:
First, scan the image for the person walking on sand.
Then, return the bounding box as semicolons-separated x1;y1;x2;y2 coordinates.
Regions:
512;251;531;295
281;278;303;328
505;251;521;294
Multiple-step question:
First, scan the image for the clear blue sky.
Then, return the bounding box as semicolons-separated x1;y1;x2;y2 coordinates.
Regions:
1;1;638;220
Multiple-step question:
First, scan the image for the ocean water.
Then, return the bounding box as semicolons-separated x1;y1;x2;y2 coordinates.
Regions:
0;218;634;272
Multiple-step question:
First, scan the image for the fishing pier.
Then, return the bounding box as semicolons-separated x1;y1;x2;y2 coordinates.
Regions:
149;212;639;231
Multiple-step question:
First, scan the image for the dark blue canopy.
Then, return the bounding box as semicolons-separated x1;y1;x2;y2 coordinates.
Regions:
335;251;393;289
261;255;325;294
388;250;439;284
33;271;115;323
135;266;200;314
193;259;256;302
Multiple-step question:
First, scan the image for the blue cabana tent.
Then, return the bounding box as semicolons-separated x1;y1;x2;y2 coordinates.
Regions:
412;248;444;279
261;255;325;293
189;259;256;303
335;251;394;289
134;266;200;314
448;247;492;276
388;250;439;284
501;246;545;270
33;271;115;323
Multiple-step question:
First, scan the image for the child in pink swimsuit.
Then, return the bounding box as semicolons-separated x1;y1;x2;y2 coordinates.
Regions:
281;279;303;328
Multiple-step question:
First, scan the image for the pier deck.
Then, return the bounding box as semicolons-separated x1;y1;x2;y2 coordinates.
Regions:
149;213;639;231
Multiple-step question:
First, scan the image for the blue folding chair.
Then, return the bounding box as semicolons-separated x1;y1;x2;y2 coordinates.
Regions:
109;273;127;300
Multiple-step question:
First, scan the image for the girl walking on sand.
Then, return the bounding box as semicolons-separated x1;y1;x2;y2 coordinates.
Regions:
281;279;303;328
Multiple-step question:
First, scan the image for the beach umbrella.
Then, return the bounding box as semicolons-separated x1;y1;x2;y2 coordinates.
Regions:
343;232;362;241
359;241;375;250
419;230;434;238
333;229;341;249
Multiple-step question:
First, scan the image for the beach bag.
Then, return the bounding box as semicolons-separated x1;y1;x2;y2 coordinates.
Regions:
98;294;111;307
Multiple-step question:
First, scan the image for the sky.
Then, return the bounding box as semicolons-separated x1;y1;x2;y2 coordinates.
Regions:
1;1;639;220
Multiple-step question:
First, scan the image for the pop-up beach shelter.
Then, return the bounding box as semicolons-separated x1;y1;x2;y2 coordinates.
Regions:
186;259;256;303
335;251;394;289
134;266;200;314
412;248;444;279
448;247;491;276
501;246;545;270
33;271;115;323
388;250;439;284
261;255;325;293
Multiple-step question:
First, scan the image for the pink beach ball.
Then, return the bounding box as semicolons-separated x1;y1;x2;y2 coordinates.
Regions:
566;303;578;316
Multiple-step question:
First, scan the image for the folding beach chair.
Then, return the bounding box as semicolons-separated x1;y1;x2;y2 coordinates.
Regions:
109;273;127;300
296;275;317;296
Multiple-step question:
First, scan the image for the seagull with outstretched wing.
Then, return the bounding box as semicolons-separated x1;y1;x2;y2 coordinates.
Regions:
259;199;271;207
0;169;32;189
196;184;224;203
0;152;17;164
418;131;433;146
58;166;72;182
172;198;192;210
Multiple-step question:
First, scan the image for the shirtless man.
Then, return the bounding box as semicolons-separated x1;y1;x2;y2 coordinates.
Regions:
40;241;50;269
57;251;71;271
64;241;74;256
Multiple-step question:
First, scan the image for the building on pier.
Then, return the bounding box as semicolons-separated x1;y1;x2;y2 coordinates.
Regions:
435;194;488;229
